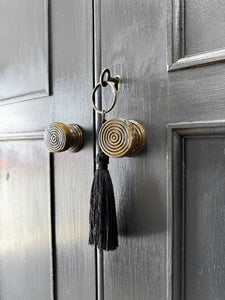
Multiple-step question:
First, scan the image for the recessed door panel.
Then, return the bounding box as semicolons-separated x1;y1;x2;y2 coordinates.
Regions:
169;126;225;300
0;138;53;300
185;137;225;300
168;0;225;70
185;0;225;55
0;0;49;102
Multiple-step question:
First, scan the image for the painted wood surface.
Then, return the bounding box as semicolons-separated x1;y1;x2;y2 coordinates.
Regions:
0;0;95;299
0;0;49;102
51;1;95;298
100;1;225;299
101;1;167;299
1;0;225;299
185;0;225;55
168;0;225;70
0;139;53;300
168;124;225;300
185;137;225;299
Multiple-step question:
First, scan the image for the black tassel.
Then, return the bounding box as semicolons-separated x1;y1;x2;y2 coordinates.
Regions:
89;151;118;251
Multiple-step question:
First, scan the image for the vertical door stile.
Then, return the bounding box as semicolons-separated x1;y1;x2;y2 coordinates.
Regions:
93;0;104;299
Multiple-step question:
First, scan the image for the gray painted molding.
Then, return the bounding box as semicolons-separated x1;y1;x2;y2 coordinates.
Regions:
0;131;44;141
167;120;225;300
167;0;225;71
0;0;49;104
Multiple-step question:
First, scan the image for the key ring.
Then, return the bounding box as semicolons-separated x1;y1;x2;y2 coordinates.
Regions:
92;68;120;115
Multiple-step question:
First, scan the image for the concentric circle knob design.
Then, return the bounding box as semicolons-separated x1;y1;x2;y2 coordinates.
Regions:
44;122;83;153
98;118;146;158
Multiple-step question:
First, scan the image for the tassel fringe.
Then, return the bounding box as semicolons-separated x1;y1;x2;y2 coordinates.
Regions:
89;152;118;251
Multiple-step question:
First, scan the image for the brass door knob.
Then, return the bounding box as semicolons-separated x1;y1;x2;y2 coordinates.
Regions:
99;118;146;158
44;122;83;153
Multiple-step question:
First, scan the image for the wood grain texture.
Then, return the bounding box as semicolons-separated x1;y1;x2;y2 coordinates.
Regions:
168;124;225;300
51;0;95;299
2;0;225;299
0;139;53;300
185;137;225;300
101;0;225;299
168;0;225;70
0;0;49;103
0;0;95;299
168;62;225;121
101;1;167;299
185;0;225;56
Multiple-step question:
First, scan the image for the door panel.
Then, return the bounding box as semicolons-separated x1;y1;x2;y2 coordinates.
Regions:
168;125;225;300
54;150;94;300
100;0;225;300
0;137;53;300
168;0;225;70
185;137;225;300
0;0;49;103
185;0;225;55
0;0;95;299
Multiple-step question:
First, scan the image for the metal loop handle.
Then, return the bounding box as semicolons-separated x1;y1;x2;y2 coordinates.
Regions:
92;68;120;115
92;82;118;114
100;68;110;87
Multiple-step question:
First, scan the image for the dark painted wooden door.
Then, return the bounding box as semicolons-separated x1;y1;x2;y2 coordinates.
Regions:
0;0;95;299
1;1;225;300
95;1;225;300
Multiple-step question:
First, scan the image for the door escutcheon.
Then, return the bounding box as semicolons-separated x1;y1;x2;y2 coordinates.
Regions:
44;122;83;153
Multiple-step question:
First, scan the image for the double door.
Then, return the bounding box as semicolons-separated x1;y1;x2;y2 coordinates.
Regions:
0;1;225;299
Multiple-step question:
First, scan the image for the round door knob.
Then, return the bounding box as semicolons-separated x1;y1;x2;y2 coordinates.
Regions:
98;118;146;158
44;122;83;153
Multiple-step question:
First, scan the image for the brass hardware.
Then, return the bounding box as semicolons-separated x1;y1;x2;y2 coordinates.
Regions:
92;68;120;115
44;122;83;153
98;118;146;158
92;69;146;158
99;68;120;91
